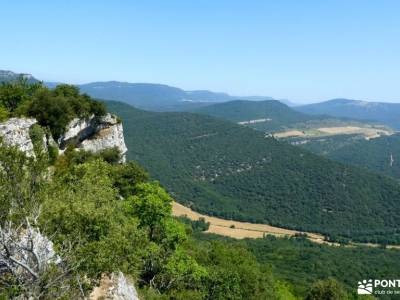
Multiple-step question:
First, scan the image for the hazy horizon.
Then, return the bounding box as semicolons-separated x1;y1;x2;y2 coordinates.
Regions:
2;1;400;103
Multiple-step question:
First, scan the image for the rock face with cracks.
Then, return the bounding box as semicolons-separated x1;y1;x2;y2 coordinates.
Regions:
59;113;127;162
0;113;128;162
0;118;39;157
90;272;139;300
0;221;61;283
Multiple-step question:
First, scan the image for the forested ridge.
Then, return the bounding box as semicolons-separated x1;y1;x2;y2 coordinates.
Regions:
327;134;400;180
190;99;372;133
192;99;315;131
107;101;400;244
288;133;400;181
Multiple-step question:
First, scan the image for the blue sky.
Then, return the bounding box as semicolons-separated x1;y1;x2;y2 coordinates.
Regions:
1;1;400;103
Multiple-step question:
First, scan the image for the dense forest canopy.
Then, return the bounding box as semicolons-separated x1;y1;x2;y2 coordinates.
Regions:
327;134;400;180
196;233;400;300
190;99;376;133
286;133;400;181
192;99;316;131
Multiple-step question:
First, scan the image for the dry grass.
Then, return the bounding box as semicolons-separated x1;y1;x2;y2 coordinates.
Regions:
274;126;392;140
274;130;305;138
317;126;391;138
172;202;400;249
172;202;324;241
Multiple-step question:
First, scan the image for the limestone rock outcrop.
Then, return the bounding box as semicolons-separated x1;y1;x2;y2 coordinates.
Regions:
0;118;39;156
0;113;127;162
90;272;139;300
0;221;61;282
59;113;127;162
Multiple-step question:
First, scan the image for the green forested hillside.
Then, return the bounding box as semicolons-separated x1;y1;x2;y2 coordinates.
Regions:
327;134;400;180
76;81;271;112
192;100;315;131
191;99;380;134
288;133;400;180
107;101;400;244
284;134;363;156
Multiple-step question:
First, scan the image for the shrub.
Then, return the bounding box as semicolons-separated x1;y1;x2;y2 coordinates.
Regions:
29;124;45;155
47;144;59;165
0;106;9;121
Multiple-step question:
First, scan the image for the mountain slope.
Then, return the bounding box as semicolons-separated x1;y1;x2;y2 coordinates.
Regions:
79;82;187;111
1;70;279;112
296;98;400;129
0;70;38;83
78;81;274;111
107;100;400;244
191;99;386;136
327;133;400;180
192;100;317;131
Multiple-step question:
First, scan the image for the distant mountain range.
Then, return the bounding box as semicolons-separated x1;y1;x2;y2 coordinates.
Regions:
296;98;400;130
0;70;276;111
2;70;400;130
76;82;277;111
0;70;37;83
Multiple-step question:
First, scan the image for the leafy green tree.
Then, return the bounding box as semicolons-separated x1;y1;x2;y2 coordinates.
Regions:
156;247;207;292
192;241;281;300
0;143;47;224
97;147;122;164
0;78;42;112
112;161;149;197
130;182;173;240
27;88;73;139
305;278;348;300
0;106;9;121
40;159;148;278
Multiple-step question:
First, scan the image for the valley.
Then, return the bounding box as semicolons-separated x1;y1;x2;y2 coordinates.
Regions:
107;100;400;245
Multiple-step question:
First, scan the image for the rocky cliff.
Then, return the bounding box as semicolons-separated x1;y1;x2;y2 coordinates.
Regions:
59;113;128;162
90;272;139;300
0;118;43;157
0;113;128;162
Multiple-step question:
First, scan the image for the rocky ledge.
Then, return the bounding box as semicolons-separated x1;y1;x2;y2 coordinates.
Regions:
0;113;127;162
0;118;42;157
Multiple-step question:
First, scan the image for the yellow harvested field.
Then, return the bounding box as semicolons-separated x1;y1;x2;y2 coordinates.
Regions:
317;126;363;134
274;126;392;139
317;126;391;138
172;202;324;241
274;130;305;138
172;202;400;249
